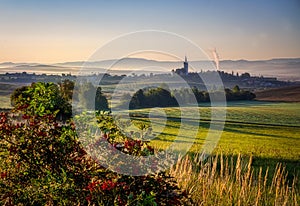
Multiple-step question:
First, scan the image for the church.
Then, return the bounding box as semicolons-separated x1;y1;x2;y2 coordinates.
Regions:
172;56;189;76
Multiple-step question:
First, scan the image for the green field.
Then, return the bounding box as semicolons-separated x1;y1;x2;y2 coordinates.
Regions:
128;101;300;176
1;86;299;204
1;85;299;177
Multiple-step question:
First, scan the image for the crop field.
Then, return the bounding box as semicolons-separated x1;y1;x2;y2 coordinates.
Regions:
128;101;300;176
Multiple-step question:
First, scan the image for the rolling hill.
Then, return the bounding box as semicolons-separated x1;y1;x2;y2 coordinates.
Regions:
255;85;300;102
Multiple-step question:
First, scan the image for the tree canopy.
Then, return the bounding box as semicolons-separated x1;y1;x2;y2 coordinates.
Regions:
11;82;72;119
77;82;109;111
121;85;255;109
128;87;178;109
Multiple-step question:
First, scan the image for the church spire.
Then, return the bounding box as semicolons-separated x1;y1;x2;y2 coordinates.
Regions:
183;55;188;75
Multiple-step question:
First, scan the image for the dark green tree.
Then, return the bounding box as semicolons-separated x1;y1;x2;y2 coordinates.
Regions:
129;89;145;109
95;87;109;111
78;82;96;110
129;87;178;109
58;79;74;102
232;85;241;93
10;85;29;107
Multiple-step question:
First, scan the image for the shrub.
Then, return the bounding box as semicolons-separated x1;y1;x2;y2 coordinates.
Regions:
0;110;189;205
10;82;72;120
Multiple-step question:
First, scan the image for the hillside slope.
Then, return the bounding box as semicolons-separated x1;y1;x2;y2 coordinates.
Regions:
255;85;300;102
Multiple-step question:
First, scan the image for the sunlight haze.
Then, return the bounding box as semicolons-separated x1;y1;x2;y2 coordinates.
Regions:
0;0;299;63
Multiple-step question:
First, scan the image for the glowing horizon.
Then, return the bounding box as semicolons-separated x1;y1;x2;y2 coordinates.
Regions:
1;0;300;64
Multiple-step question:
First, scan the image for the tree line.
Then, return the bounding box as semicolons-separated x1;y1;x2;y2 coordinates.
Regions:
126;87;178;109
10;81;255;115
121;85;256;109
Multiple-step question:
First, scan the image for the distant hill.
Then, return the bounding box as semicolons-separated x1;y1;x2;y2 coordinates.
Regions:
255;85;300;102
1;57;300;81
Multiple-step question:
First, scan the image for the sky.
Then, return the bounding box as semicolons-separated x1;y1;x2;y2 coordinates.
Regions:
0;0;300;63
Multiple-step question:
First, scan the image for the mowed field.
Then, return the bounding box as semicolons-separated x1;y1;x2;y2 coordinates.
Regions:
128;101;300;176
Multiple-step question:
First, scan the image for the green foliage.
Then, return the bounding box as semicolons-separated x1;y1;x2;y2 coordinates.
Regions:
0;109;188;205
58;79;75;102
121;85;255;109
128;87;178;109
232;85;240;93
10;85;28;107
77;82;109;111
173;87;209;104
225;85;256;101
4;81;297;205
173;86;255;104
11;82;72;119
95;87;109;111
78;82;97;110
93;111;154;156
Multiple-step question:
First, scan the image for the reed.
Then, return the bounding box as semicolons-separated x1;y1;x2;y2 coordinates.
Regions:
169;153;299;205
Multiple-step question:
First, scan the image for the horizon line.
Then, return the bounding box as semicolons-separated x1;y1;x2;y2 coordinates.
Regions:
1;56;300;65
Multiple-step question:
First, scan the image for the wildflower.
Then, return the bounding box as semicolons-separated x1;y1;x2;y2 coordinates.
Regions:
101;180;116;191
86;181;99;192
103;133;109;139
0;115;7;123
86;195;92;202
0;172;7;179
22;114;30;119
29;121;35;127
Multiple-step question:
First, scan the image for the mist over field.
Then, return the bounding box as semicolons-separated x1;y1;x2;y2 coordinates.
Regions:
1;57;300;81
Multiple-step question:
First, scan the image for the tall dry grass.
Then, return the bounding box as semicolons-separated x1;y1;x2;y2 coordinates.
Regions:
170;153;299;206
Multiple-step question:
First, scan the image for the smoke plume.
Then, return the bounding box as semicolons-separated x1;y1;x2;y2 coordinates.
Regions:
212;48;220;70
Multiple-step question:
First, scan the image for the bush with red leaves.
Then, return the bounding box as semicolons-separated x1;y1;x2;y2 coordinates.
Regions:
0;110;190;205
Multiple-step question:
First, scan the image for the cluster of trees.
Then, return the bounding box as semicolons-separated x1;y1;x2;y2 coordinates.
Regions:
121;85;256;109
10;81;73;120
173;87;210;104
11;81;254;115
225;85;256;101
123;87;178;109
10;80;110;120
174;85;256;104
76;82;109;111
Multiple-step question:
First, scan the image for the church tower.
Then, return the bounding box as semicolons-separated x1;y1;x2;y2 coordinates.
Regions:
183;55;188;75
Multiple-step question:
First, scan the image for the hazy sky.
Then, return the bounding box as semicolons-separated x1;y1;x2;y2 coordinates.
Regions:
0;0;300;63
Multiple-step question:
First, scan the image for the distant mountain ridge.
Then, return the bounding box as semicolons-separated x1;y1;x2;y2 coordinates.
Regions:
0;58;300;81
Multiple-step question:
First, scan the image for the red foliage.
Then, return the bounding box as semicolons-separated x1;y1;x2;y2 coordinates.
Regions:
0;172;7;179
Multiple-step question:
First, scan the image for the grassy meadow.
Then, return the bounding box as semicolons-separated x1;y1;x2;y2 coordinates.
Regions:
125;101;300;204
0;95;11;109
0;83;18;109
128;101;300;177
2;86;297;175
0;83;299;204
